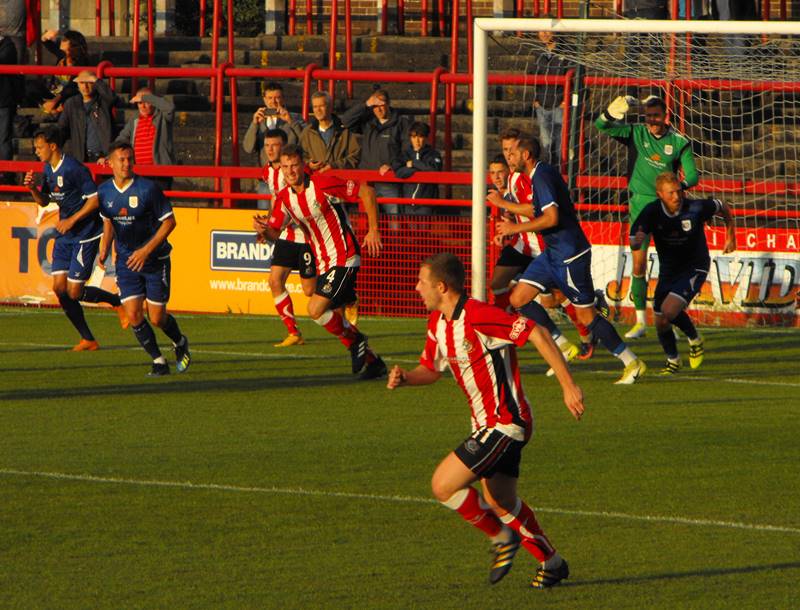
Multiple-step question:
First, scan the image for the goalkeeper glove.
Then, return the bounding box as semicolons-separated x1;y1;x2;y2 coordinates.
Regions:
606;95;638;120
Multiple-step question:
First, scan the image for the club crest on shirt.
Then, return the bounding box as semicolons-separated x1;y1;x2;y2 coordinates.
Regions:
462;339;474;353
129;196;139;208
57;176;63;187
509;316;529;340
346;180;357;196
664;144;673;155
681;219;692;232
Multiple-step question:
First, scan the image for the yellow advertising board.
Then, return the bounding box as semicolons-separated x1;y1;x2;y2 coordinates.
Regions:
1;202;308;315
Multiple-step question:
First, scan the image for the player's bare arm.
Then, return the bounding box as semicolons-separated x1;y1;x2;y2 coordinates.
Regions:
527;325;585;420
359;183;383;257
629;229;649;251
98;218;115;266
494;205;558;244
127;215;176;272
55;194;99;235
486;190;534;217
386;364;441;389
24;171;46;206
718;201;737;254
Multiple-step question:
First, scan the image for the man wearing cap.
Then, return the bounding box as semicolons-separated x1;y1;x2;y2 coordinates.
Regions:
58;70;120;163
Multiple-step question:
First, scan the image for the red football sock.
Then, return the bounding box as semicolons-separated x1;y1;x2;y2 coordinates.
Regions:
316;310;357;348
274;291;299;335
563;302;590;340
443;487;503;538
499;498;555;562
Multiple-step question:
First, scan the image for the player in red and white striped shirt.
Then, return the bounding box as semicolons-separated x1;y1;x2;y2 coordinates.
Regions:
253;129;317;347
256;144;386;379
387;253;584;589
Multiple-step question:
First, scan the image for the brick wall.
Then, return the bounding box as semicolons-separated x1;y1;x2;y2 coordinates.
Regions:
297;1;617;36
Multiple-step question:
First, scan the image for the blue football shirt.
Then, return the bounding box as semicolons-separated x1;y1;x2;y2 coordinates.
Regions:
40;155;101;243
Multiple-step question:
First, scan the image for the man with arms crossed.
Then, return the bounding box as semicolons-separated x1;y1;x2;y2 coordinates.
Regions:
387;253;584;588
630;172;736;374
98;142;191;376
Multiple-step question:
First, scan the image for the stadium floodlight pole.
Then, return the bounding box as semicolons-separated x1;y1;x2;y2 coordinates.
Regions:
470;17;800;302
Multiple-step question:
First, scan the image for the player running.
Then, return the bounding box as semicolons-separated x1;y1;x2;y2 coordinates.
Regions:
24;126;127;351
97;142;191;376
254;144;386;380
254;128;317;347
596;94;699;339
495;137;646;385
387;253;583;589
630;172;736;374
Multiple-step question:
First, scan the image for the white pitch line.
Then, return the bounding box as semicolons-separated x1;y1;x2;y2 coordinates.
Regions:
1;468;798;535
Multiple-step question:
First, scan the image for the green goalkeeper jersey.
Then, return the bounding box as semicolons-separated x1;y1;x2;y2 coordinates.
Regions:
595;113;699;221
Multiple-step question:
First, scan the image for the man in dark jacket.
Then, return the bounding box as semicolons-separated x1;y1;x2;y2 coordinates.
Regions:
391;121;442;215
341;88;410;213
0;35;18;182
58;71;119;163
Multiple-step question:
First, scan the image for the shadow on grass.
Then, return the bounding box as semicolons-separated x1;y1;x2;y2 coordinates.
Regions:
564;561;800;588
0;372;371;402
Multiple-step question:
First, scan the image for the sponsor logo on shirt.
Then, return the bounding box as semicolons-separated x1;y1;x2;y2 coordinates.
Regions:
509;316;529;340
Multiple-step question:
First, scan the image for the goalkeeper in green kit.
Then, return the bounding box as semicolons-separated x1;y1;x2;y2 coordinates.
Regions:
595;95;699;339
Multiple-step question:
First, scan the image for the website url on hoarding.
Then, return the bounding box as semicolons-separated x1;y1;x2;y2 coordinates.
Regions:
208;278;305;294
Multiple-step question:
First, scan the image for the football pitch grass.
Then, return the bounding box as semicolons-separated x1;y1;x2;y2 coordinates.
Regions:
1;306;798;609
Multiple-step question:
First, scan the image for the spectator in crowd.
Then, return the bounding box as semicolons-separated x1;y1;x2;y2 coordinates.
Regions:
37;30;90;117
298;90;359;172
0;0;26;64
341;88;410;212
58;71;119;163
532;29;571;167
243;81;302;166
714;0;759;65
107;87;176;190
391;121;442;215
0;34;18;183
621;0;669;96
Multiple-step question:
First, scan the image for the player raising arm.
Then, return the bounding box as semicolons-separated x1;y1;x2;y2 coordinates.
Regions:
388;253;582;590
596;95;699;339
630;171;736;374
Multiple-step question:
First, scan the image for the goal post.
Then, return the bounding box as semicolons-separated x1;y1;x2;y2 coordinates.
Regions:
471;18;800;327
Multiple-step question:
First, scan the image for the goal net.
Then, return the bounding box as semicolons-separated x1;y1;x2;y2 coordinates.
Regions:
472;18;800;327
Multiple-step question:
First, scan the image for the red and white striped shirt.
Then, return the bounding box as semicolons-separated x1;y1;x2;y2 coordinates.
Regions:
268;173;362;273
506;171;542;257
262;163;305;243
420;296;535;440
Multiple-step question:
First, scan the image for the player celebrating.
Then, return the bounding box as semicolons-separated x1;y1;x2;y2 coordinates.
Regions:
254;128;316;347
496;137;646;385
24;126;127;351
254;144;386;380
387;253;584;589
631;172;736;374
596;94;699;339
97;142;191;376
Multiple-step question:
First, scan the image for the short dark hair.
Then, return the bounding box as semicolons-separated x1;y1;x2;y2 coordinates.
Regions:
34;126;64;148
63;30;88;54
517;137;541;161
499;127;524;142
490;153;508;167
373;88;391;104
409;121;430;138
265;128;288;143
643;95;667;112
264;81;284;93
280;143;304;161
423;252;465;293
107;141;134;158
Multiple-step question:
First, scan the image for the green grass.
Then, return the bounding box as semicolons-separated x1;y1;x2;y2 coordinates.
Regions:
1;306;798;609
